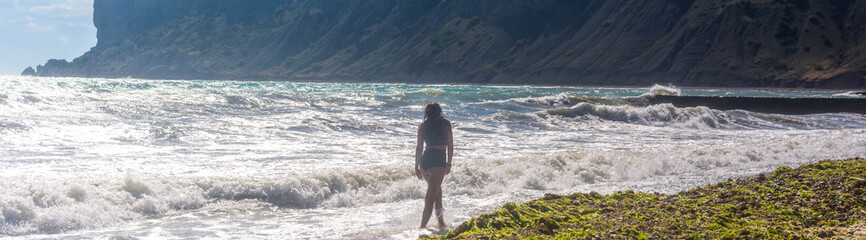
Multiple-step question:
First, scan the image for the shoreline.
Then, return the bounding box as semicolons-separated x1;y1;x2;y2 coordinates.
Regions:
4;75;865;91
430;158;866;239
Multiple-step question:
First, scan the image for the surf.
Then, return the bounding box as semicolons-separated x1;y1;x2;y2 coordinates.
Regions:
2;76;865;238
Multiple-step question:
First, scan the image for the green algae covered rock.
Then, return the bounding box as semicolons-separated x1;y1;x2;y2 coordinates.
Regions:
429;158;866;239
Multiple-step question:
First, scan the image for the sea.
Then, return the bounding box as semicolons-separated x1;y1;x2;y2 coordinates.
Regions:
1;76;865;239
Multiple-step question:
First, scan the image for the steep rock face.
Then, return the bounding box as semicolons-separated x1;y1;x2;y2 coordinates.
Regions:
20;67;36;76
31;0;866;88
92;0;283;46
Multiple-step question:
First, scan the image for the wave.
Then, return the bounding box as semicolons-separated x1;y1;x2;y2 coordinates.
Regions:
0;166;422;236
3;129;864;236
477;94;652;115
0;121;28;132
148;124;187;144
543;102;866;130
640;84;681;97
0;161;538;235
482;85;679;108
833;91;866;98
386;88;448;100
412;88;447;96
476;86;866;130
545;103;723;128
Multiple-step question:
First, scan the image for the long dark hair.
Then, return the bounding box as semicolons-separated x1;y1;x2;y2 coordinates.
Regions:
423;102;443;124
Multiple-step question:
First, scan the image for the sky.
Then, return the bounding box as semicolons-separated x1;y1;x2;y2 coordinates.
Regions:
0;0;96;75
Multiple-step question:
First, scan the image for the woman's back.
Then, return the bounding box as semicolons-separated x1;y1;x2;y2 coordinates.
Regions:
424;118;448;146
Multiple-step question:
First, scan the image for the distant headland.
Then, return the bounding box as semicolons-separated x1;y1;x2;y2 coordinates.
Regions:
25;0;866;88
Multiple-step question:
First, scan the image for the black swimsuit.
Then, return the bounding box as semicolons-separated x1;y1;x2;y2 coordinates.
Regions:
420;119;448;170
421;148;447;170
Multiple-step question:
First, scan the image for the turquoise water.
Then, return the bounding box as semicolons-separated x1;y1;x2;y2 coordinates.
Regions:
1;76;865;239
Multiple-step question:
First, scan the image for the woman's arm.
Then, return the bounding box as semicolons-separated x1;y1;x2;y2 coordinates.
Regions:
444;120;453;173
415;123;425;179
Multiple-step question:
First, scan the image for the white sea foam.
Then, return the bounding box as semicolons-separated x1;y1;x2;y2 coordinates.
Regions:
545;103;721;128
507;93;574;106
1;76;865;238
833;91;866;98
537;101;866;130
4;128;864;236
640;84;681;97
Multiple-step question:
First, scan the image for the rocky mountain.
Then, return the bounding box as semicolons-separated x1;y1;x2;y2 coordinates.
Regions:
28;0;866;88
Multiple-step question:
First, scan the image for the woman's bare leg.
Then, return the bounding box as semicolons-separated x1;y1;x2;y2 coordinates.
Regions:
420;167;446;228
435;188;445;227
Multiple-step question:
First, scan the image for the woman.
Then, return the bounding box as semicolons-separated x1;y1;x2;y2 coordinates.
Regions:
414;102;453;229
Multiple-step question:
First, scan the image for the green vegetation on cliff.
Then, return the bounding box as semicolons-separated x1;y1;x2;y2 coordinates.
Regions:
31;0;866;88
430;158;866;239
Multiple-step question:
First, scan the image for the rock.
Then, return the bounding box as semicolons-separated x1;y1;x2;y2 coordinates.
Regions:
29;0;866;88
447;158;866;239
36;59;70;77
20;66;36;76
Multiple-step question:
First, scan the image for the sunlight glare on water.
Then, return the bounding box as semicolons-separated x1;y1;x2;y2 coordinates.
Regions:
1;76;865;239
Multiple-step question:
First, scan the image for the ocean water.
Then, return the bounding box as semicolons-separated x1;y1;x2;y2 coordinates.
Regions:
1;76;865;239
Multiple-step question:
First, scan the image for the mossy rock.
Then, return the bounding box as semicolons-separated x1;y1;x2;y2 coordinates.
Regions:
429;158;866;239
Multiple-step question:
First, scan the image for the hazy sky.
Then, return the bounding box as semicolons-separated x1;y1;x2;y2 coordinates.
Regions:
0;0;96;75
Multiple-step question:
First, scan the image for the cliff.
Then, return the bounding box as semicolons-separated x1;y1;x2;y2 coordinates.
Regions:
28;0;866;88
